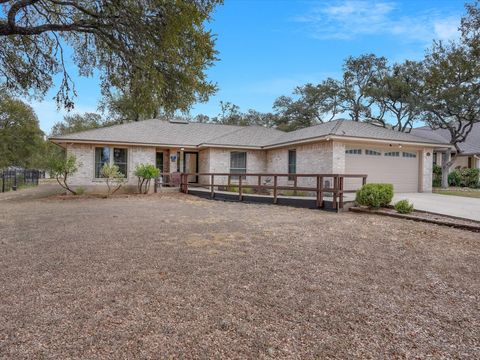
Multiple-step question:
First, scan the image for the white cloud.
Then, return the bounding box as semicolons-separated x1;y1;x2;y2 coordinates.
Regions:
295;1;461;43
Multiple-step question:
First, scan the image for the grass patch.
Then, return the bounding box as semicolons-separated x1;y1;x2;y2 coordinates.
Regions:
433;188;480;198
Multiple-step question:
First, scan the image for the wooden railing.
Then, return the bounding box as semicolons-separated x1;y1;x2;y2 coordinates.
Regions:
174;173;367;210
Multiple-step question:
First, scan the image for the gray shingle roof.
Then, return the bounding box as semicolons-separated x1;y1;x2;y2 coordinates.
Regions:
50;118;450;148
265;119;450;147
412;123;480;155
50;119;247;146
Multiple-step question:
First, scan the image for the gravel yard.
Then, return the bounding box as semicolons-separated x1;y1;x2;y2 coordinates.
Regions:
0;192;479;358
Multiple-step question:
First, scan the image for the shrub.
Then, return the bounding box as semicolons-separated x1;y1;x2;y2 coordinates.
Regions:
448;168;479;188
432;164;442;187
101;164;126;197
75;186;86;195
135;164;160;194
355;183;394;209
463;168;479;188
46;152;79;195
394;199;414;214
448;169;462;187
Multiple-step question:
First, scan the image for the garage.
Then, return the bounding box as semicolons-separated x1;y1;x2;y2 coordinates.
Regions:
345;147;420;193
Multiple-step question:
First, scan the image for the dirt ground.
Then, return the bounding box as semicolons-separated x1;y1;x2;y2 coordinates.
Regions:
0;190;479;359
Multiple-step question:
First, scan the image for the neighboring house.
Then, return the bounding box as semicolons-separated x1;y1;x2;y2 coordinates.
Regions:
49;119;450;194
412;123;480;171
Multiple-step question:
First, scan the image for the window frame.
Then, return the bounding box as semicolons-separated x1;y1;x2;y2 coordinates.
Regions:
230;151;247;180
94;146;129;179
402;151;417;158
112;147;128;178
288;149;296;181
365;149;381;156
345;149;362;155
384;151;400;157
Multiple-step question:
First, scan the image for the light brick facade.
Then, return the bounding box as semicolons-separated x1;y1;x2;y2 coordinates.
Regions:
65;139;434;194
66;143;155;193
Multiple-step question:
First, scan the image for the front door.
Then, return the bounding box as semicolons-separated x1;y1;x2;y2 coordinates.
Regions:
184;152;198;183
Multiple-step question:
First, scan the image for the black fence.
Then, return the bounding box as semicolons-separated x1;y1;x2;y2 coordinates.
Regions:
1;169;43;193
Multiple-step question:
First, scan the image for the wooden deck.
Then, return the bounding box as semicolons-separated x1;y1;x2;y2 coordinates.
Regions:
155;172;366;212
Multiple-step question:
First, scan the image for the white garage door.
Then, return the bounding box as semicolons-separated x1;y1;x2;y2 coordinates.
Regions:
345;148;420;193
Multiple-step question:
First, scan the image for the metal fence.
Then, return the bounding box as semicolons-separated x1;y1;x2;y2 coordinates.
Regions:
0;169;43;193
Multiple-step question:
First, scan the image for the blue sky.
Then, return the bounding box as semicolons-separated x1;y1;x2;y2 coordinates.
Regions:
30;0;466;133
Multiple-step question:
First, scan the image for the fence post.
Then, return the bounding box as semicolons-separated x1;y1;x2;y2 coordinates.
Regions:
13;171;17;191
1;171;4;193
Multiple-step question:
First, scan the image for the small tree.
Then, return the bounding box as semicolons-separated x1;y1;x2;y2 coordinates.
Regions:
135;164;160;194
101;164;126;197
46;151;79;195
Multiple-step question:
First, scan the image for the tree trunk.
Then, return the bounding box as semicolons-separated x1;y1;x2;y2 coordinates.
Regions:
441;149;452;189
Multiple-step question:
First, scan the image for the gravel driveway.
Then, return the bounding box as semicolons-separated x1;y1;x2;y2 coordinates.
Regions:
0;193;478;358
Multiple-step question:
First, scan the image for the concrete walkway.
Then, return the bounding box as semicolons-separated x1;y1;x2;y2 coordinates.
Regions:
393;193;480;222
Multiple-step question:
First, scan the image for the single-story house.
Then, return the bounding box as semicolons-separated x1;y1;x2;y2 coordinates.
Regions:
49;119;451;193
412;123;480;171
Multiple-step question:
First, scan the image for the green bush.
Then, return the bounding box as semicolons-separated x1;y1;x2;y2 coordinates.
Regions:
448;169;462;187
448;168;479;188
432;164;442;187
463;168;479;188
135;164;160;194
394;199;414;214
355;183;394;209
75;186;86;195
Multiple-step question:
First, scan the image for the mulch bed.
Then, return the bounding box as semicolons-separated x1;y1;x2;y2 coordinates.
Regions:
350;206;480;232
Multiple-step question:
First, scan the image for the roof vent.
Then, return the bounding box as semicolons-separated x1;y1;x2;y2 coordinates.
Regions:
169;117;189;124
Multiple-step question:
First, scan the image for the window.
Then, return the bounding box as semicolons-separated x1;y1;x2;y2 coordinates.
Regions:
402;151;417;158
95;147;128;178
433;153;437;165
288;149;296;180
230;152;247;179
366;149;381;156
113;148;128;177
95;147;110;178
345;149;362;155
384;151;400;157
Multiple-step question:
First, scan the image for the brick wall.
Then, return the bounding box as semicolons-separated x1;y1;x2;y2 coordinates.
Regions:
66;143;155;192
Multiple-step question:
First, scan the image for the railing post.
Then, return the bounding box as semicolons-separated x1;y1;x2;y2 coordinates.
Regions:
293;175;297;196
332;176;338;211
339;176;344;209
316;176;320;208
258;175;261;193
273;175;278;204
238;175;243;201
211;174;215;198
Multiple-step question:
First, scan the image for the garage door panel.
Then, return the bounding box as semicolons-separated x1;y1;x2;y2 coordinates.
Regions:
345;151;419;193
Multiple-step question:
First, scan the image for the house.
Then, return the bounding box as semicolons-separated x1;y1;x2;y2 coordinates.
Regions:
412;123;480;171
49;119;451;194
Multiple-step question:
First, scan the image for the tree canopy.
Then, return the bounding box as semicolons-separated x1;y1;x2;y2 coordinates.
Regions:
51;112;109;137
0;0;221;113
0;94;45;169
